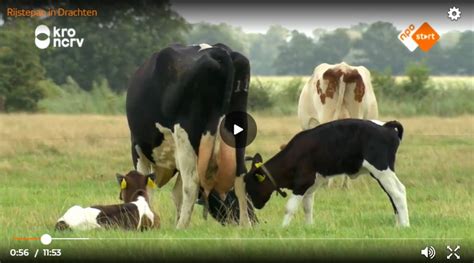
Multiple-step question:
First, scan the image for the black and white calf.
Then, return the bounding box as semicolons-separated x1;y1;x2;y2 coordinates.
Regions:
244;119;409;227
55;171;159;231
126;43;253;228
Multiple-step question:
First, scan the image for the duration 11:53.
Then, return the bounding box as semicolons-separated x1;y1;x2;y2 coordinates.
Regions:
43;248;61;257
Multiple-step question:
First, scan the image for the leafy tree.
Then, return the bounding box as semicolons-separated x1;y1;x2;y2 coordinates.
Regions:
350;23;370;33
248;25;289;75
0;20;45;112
37;0;188;92
312;28;327;42
448;31;474;75
273;29;353;75
425;44;449;74
273;30;316;75
248;79;273;110
371;68;398;98
314;28;352;63
353;22;412;74
439;31;462;48
399;62;431;98
279;77;304;104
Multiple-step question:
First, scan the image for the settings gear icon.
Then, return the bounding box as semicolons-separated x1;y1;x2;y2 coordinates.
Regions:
448;6;461;21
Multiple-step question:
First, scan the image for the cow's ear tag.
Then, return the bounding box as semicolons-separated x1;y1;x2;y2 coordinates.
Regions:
147;177;157;189
255;162;263;168
255;173;266;183
120;179;127;189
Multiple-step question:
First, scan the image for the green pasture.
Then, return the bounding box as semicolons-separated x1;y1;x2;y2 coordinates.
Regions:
0;114;472;260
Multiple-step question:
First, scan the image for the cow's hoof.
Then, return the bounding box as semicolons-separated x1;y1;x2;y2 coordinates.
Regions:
239;219;252;228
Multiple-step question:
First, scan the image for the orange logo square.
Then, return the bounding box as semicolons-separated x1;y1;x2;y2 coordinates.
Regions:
411;22;439;52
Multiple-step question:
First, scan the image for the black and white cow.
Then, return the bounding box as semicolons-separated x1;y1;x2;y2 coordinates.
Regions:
244;119;410;227
55;171;159;231
126;43;252;228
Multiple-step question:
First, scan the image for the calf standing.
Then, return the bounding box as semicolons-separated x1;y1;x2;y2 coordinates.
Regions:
244;119;409;227
55;171;159;231
298;62;379;188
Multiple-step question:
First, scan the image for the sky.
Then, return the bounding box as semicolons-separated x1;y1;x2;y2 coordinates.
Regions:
172;2;474;36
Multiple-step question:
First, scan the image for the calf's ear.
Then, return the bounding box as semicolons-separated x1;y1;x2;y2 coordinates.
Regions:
115;173;127;189
146;173;157;189
252;153;263;168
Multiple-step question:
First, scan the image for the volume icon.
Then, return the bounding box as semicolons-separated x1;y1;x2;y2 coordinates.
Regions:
421;246;436;259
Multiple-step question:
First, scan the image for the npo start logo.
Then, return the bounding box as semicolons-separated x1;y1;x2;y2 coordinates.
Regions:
35;24;84;49
398;22;439;52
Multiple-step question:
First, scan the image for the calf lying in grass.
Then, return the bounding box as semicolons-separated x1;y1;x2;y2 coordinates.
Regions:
244;119;409;227
55;171;160;231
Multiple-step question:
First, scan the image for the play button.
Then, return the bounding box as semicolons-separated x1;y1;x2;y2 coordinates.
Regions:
233;124;243;135
220;111;257;148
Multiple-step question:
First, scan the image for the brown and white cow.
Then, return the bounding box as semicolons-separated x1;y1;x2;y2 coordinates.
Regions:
297;62;379;187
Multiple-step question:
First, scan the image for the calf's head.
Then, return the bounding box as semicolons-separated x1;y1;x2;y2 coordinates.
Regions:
244;153;274;209
116;171;156;203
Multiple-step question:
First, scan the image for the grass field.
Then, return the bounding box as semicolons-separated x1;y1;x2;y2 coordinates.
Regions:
1;113;473;261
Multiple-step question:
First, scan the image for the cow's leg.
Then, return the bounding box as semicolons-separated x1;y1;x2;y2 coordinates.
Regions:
327;175;351;189
137;158;151;174
172;124;200;229
302;192;315;225
234;176;251;227
177;170;199;229
388;173;409;227
326;177;334;188
131;141;139;170
282;194;303;227
300;115;319;131
307;118;319;129
214;122;249;226
302;174;327;225
135;145;152;175
365;162;409;227
302;181;321;225
171;171;183;224
202;190;209;220
341;175;351;189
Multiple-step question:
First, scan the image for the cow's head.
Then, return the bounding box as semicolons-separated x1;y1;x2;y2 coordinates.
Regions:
244;153;274;209
318;68;343;104
343;69;365;102
116;171;156;203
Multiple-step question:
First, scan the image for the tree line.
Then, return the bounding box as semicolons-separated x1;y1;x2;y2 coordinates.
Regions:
190;22;473;76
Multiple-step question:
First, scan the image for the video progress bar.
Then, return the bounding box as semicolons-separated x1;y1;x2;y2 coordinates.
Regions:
13;234;464;246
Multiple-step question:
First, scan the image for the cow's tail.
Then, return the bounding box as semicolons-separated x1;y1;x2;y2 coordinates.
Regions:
212;43;235;111
208;47;234;113
333;75;346;120
383;120;404;140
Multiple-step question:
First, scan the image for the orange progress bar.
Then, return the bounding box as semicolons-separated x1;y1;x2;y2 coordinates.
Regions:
13;237;40;241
